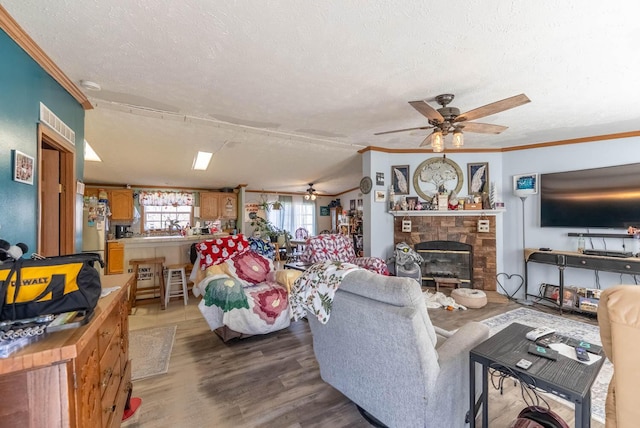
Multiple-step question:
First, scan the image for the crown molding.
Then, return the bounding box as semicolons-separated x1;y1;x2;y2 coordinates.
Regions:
360;131;640;154
0;5;92;110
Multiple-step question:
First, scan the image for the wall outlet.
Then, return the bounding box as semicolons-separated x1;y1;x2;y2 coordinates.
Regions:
478;219;490;233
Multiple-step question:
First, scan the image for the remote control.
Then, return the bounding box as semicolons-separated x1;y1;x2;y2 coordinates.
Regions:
527;343;559;360
526;327;556;341
566;338;602;355
575;347;590;362
515;358;532;370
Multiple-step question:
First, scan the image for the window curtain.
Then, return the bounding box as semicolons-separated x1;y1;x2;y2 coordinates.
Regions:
267;195;315;235
138;191;194;206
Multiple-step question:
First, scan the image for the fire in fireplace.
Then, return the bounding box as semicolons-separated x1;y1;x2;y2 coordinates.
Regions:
414;240;473;288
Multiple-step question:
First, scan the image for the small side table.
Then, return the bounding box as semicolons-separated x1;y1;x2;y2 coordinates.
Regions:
433;276;461;292
284;262;313;272
469;322;605;428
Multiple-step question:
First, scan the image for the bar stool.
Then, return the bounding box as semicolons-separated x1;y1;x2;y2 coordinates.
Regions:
129;257;166;312
164;263;189;307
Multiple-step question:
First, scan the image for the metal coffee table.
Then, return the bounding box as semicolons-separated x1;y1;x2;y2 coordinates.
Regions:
469;322;605;428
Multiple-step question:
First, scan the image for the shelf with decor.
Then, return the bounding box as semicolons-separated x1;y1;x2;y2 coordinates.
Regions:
389;209;505;217
524;248;640;315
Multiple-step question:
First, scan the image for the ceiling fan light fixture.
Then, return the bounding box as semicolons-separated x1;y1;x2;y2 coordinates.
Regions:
431;130;444;152
305;183;318;201
452;129;464;148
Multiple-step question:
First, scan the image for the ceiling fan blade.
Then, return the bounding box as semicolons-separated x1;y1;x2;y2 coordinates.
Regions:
418;132;434;147
455;94;530;122
460;122;508;134
374;125;433;135
409;100;444;123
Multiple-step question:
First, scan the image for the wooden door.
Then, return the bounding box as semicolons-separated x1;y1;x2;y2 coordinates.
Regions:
38;125;75;257
41;148;60;256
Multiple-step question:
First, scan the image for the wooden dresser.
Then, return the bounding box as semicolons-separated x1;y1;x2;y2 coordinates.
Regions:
0;274;133;428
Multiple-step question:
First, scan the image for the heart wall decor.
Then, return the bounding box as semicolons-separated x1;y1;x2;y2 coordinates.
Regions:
495;273;524;300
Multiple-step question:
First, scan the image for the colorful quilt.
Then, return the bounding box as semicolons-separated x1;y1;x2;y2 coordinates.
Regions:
193;246;290;335
288;260;361;324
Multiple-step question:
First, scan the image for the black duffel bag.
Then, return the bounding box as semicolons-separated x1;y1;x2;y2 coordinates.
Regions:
0;253;103;321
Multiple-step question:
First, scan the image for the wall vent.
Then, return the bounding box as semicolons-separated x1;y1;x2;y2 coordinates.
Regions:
39;102;75;145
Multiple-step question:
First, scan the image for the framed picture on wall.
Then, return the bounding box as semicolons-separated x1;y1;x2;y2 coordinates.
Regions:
350;199;356;210
391;165;410;194
13;150;34;185
467;162;489;194
374;190;386;202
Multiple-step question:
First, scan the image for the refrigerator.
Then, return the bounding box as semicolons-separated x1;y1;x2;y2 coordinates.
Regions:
82;199;108;276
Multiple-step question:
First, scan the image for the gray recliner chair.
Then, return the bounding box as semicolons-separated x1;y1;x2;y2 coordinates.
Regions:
306;270;489;428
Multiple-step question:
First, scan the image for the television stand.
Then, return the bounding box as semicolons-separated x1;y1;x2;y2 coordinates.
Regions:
523;248;640;314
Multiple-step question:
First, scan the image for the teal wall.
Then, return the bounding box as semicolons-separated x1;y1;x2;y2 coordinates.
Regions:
0;30;85;253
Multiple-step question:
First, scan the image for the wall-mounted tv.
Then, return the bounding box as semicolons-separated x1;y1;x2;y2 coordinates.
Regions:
540;162;640;228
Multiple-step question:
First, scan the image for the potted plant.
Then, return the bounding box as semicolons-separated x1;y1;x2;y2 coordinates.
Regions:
249;214;282;243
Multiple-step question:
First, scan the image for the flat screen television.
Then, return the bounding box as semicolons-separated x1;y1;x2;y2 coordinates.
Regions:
540;162;640;228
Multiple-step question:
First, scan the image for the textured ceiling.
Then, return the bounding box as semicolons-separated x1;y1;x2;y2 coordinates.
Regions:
3;1;640;194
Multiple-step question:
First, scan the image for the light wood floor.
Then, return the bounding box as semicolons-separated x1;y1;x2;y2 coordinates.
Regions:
123;289;604;428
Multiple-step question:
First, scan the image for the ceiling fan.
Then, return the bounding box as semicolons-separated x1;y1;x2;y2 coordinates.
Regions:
375;93;530;151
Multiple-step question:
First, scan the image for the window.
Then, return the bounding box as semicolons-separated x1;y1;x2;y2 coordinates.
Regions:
143;205;192;231
267;196;315;236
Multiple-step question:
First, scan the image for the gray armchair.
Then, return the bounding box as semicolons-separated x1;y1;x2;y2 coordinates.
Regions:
306;270;489;427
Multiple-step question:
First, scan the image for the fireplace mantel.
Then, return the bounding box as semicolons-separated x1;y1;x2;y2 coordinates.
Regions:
392;213;498;290
390;209;505;217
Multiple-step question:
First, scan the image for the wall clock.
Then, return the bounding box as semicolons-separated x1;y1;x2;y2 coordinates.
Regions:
412;156;463;201
359;176;373;194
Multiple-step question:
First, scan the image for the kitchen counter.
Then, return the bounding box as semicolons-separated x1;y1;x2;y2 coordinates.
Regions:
108;233;229;245
110;233;230;273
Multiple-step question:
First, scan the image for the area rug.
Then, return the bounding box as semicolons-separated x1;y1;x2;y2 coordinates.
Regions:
129;325;177;381
481;307;611;423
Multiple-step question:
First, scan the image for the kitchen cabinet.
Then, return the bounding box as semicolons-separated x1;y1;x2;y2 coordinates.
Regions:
0;275;133;428
109;190;134;221
218;193;237;219
199;192;220;219
107;241;125;275
199;192;237;220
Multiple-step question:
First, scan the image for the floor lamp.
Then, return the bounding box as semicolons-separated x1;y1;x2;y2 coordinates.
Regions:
513;173;539;305
517;195;534;305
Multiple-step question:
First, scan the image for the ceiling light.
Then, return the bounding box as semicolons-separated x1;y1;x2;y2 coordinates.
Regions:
84;139;102;162
304;183;317;200
192;151;213;170
452;128;464;148
79;80;101;91
431;130;444;152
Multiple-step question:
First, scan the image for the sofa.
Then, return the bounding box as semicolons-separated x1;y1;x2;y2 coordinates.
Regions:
299;233;388;275
598;285;640;428
303;268;489;427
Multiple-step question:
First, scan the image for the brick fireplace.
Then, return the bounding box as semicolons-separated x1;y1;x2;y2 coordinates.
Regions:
393;214;497;291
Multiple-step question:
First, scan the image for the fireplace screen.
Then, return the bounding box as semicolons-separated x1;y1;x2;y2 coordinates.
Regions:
415;240;473;288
